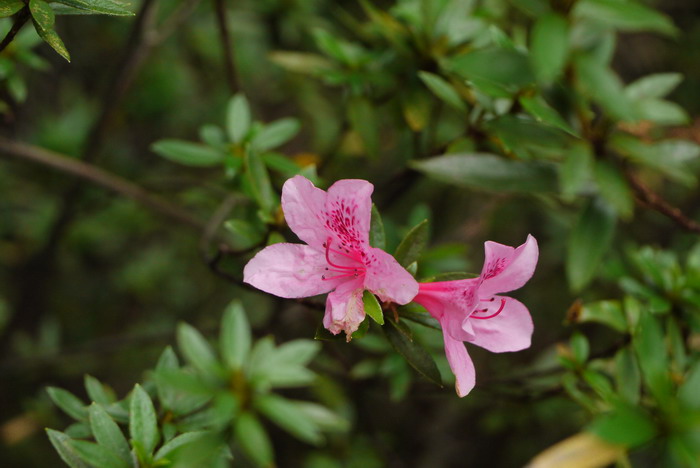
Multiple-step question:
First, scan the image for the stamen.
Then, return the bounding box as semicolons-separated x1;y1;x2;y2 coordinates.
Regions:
322;271;360;281
472;298;506;320
325;237;366;271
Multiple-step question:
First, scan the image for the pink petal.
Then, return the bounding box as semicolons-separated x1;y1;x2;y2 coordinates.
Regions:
281;175;329;249
323;277;365;339
442;328;476;397
363;248;419;305
324;179;373;248
414;279;480;341
469;296;533;353
243;243;342;298
480;234;538;297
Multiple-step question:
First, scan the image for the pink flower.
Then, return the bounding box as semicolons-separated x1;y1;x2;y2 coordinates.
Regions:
413;235;538;397
244;175;418;339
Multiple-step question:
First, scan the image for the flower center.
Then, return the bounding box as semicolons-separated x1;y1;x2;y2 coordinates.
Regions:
471;297;506;320
321;237;367;281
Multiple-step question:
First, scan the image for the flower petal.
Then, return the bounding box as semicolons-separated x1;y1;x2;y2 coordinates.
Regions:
281;175;329;249
468;296;533;353
243;243;342;298
441;328;476;397
323;277;365;338
414;279;480;341
324;179;373;248
363;248;419;305
480;234;539;297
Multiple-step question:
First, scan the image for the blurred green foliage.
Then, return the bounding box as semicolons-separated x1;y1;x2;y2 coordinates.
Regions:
1;0;700;466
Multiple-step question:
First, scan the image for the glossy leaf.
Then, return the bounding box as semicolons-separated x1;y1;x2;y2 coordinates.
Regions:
383;318;442;386
29;0;55;32
88;403;131;463
154;431;208;461
244;148;276;214
53;0;133;16
633;312;673;403
530;13;569;83
84;375;116;406
47;387;87;421
46;429;90;468
626;72;683;100
0;1;24;18
577;300;627;333
252;118;301;152
234;412;274;467
220;300;252;370
369;204;385;250
176;322;221;378
589;402;657;447
615;347;641;405
70;440;129;468
593;161;634;219
519;94;576;135
574;0;677;36
394;219;428;268
129;384;160;456
151;139;224;167
559;143;593;201
418;71;465;110
255;394;323;445
226;94;251;143
362;290;384;325
574;53;635;121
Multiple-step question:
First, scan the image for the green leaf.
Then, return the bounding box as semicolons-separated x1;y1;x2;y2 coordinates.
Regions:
154;431;208;461
576;300;627;333
383;318;442;387
362;290;384;325
244;148;276;214
633;312;673;403
444;48;534;97
394;219;429;268
226;94;251;144
262;152;302;176
574;53;635;121
589;402;658;447
252;118;301;152
84;375;116;405
47;387;87;421
635;99;689;126
29;0;55;31
52;0;134;16
46;429;90;468
176;322;221;378
224;219;264;249
220;300;251;371
559;143;594;201
129;384;160;456
0;1;24;18
570;332;590;363
679;360;700;410
150;139;224;167
574;0;677;36
519;94;576;135
70;440;129;468
615;347;641;405
626;73;683;100
88;403;131;463
33;23;70;61
529;12;569;83
566;198;616;292
369;204;385;250
412;153;559;193
593;161;634;219
418;71;465;111
255;394;323;445
348;97;378;157
267;51;335;76
234;412;274;467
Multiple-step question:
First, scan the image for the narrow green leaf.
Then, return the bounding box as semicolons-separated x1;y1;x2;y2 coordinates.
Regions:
570;332;590;363
574;0;677;36
679;360;700;411
176;322;220;378
369;204;386;250
267;51;335;76
615;347;641;405
84;375;116;405
129;384;160;456
52;0;134;16
362;290;384;325
226;94;251;143
383;318;442;386
255;394;323;445
252;118;301;152
294;402;349;432
588;403;658;447
47;387;87;421
412;153;559;193
444;47;534;96
33;23;70;61
559;143;594;201
0;1;24;18
244;148;276;214
29;0;55;32
46;429;90;468
593;161;634;219
70;440;129;468
234;412;274;467
88;404;131;464
519;94;576;135
348;97;378;157
220;300;251;371
566;198;616;292
574;53;635;121
154;431;208;461
576;300;627;333
418;71;465;111
633;312;673;403
530;12;569;83
635;99;689;126
394;219;429;268
150;140;224;167
626;73;683;100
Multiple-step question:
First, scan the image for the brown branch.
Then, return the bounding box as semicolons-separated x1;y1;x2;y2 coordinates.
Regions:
0;7;29;54
0;138;205;231
625;169;700;234
214;0;238;93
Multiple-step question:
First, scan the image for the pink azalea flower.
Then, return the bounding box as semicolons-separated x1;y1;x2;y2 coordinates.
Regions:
244;175;418;339
413;235;538;397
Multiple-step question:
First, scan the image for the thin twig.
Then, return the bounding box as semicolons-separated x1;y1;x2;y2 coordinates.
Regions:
0;7;29;54
625;169;700;234
0;138;205;231
214;0;238;93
